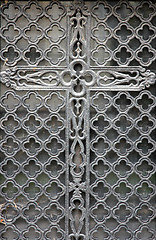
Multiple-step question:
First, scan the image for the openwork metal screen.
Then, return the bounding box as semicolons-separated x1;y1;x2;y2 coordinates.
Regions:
0;0;156;239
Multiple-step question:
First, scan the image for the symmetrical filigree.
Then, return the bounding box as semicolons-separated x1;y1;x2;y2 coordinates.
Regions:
0;1;156;239
1;66;155;91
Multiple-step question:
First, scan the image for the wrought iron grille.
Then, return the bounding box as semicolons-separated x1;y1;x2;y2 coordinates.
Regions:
0;0;156;239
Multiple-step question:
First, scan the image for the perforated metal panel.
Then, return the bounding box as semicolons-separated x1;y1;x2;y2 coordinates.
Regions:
0;1;156;239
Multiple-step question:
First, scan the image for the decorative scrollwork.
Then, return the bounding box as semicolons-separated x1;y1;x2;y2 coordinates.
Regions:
0;1;155;239
1;66;155;91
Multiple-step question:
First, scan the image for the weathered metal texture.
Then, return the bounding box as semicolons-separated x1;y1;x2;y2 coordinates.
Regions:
0;0;156;239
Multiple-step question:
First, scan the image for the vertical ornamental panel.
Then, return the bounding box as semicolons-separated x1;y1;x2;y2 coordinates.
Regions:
0;1;156;239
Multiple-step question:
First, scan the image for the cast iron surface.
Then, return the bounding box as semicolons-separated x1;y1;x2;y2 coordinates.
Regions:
0;1;156;239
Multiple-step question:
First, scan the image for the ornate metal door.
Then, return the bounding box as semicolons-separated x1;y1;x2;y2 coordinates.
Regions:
0;1;156;239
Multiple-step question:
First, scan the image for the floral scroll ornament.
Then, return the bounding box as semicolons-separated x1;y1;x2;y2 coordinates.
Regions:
0;66;155;91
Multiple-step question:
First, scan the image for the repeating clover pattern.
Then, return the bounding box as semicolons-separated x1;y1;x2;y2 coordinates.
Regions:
90;90;156;239
90;0;156;67
0;0;156;239
0;0;66;67
0;90;66;238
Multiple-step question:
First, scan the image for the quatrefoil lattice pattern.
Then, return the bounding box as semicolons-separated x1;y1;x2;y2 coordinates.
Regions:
0;90;66;238
0;0;156;67
0;1;156;239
